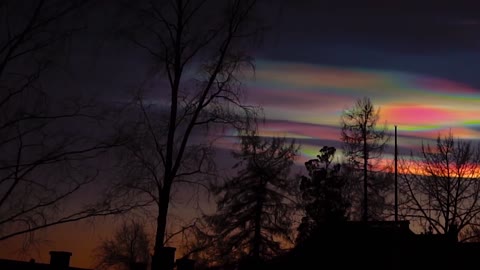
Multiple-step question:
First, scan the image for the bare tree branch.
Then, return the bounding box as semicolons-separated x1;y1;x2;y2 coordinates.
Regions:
399;131;480;240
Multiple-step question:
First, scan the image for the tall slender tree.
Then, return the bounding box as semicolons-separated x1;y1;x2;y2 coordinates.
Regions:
115;1;262;268
341;97;389;221
205;131;298;267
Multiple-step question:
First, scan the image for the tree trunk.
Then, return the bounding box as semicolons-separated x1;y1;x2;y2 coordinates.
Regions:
151;180;173;270
252;183;265;261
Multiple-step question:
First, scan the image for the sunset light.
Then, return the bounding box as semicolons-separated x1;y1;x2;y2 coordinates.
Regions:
3;1;480;270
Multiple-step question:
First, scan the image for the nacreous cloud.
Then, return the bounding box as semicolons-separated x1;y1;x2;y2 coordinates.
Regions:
227;59;480;161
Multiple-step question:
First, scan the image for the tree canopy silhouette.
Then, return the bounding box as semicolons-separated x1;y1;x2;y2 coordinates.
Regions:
296;146;350;244
205;131;298;267
0;0;133;246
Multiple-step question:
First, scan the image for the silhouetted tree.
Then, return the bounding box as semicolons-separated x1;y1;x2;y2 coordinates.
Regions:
95;220;150;270
461;226;480;242
341;97;389;221
399;132;480;240
173;218;215;269
115;0;262;268
0;0;135;246
296;146;350;244
204;131;298;267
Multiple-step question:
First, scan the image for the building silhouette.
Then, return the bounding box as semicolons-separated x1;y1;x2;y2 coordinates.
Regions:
0;251;91;270
267;221;480;270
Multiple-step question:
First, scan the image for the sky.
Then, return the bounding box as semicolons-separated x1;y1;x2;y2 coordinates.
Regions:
63;0;480;165
240;1;480;163
4;1;480;268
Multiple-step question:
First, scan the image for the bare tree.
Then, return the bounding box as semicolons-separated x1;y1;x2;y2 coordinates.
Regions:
0;0;140;246
399;132;480;241
340;97;390;221
168;218;213;268
114;0;262;268
95;220;151;270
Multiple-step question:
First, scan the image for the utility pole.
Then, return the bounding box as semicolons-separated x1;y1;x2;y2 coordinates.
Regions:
395;125;398;224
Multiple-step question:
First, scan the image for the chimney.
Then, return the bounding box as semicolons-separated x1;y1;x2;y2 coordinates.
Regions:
49;251;72;270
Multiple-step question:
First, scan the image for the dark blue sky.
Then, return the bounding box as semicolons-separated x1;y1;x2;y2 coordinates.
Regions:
257;1;480;88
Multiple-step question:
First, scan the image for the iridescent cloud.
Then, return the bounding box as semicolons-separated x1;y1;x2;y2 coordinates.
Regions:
238;59;480;162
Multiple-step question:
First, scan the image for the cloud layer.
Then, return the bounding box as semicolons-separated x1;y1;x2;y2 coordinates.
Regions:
234;59;480;162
